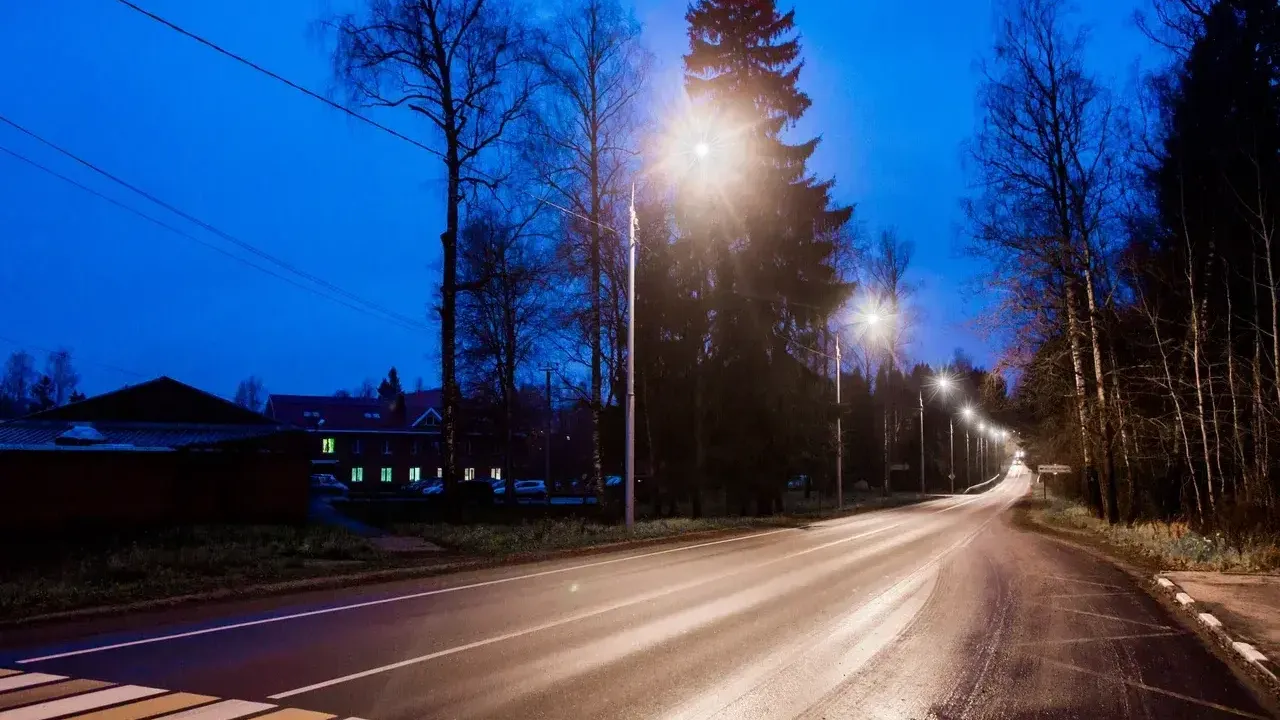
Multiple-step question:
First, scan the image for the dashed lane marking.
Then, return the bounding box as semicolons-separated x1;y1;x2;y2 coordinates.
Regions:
0;670;360;720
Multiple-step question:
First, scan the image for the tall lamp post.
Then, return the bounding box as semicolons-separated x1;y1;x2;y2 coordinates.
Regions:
961;406;974;490
834;334;843;509
626;141;714;529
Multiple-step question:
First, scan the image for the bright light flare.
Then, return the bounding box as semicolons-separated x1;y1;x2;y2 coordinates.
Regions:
961;405;975;419
694;141;710;158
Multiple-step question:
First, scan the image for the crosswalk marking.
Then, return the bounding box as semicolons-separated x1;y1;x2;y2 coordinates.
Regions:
64;692;218;720
0;670;358;720
0;680;112;711
253;710;336;720
0;675;64;694
0;685;165;720
151;699;276;719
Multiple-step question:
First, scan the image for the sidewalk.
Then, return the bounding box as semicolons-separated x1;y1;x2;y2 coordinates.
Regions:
1165;571;1280;665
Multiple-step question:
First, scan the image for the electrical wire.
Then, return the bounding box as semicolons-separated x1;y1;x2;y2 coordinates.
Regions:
0;117;433;335
0;143;429;334
110;0;622;239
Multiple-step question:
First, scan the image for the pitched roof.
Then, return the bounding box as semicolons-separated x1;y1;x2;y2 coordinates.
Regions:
0;421;288;451
24;377;277;426
266;389;441;431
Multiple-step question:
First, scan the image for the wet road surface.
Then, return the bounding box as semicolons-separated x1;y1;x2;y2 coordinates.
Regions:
2;466;1274;719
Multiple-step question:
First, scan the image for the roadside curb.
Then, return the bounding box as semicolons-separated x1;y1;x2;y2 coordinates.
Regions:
1153;573;1280;688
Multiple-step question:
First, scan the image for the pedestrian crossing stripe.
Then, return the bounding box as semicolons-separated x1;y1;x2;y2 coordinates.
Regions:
0;670;357;720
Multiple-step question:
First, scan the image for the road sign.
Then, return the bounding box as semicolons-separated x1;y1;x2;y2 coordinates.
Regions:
890;463;910;471
948;472;956;481
1038;464;1072;474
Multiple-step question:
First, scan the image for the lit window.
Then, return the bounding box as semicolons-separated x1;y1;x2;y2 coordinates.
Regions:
322;437;335;454
352;440;362;454
381;467;393;483
465;467;475;481
436;467;442;479
351;467;364;483
410;467;421;481
491;467;501;480
383;440;392;455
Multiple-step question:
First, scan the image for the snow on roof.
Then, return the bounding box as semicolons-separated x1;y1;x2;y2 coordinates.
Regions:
57;423;107;444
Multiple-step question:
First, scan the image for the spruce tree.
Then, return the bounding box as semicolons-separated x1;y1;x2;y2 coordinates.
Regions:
683;0;853;513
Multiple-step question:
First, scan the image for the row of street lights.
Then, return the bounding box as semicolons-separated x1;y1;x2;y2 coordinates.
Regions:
832;309;1013;509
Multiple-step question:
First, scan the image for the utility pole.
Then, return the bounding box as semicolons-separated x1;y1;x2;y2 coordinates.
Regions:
965;428;970;489
624;185;637;529
918;388;925;494
544;366;552;491
949;416;955;494
835;334;843;509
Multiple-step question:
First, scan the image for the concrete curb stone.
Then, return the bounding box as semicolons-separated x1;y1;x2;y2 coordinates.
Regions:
1154;573;1279;687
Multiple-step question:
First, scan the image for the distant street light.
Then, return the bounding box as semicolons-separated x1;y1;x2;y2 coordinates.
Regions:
694;141;710;158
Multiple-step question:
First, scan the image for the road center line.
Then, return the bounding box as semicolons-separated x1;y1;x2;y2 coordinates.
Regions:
268;521;905;699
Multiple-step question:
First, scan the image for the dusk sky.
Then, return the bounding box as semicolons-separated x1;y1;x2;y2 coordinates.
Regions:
0;0;1159;398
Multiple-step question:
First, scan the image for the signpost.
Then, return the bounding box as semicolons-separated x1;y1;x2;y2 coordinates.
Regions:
890;463;910;472
1037;464;1072;499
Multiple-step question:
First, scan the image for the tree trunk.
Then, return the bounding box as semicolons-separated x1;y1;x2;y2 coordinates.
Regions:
1081;261;1117;524
1146;296;1204;522
1064;284;1095;512
1224;262;1245;499
1185;231;1217;516
503;277;517;505
442;149;461;502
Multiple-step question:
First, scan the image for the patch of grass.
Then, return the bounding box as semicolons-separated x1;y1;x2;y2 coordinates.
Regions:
0;526;387;621
1031;497;1280;572
401;493;934;556
399;516;791;556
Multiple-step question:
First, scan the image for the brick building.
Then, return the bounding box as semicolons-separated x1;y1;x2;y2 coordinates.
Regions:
265;390;505;491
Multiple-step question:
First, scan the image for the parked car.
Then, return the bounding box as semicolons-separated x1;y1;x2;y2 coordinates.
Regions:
514;479;548;504
309;474;348;497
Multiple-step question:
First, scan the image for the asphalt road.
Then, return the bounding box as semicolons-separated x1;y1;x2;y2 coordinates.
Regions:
2;465;1275;719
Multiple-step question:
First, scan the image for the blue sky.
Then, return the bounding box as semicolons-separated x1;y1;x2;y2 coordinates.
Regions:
0;0;1156;397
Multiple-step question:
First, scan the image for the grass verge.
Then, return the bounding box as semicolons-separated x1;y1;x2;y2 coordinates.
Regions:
0;525;395;622
400;491;934;556
0;491;935;623
1024;496;1280;572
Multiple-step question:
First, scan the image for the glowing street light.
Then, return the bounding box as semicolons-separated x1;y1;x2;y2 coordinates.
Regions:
626;130;726;529
961;405;975;420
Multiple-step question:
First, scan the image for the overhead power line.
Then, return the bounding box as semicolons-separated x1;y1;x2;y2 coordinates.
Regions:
110;0;619;238
0;115;433;335
0;143;429;334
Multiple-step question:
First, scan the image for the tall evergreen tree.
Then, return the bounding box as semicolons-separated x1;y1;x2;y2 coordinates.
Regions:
378;367;404;401
683;0;853;513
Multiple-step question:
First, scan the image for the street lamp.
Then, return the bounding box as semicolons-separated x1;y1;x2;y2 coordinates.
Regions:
961;405;974;489
626;131;725;528
919;373;955;495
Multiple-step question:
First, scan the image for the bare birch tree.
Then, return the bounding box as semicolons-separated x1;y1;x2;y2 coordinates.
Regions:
328;0;535;498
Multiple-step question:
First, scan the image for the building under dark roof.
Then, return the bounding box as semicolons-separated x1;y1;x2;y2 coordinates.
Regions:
0;377;310;533
264;389;512;492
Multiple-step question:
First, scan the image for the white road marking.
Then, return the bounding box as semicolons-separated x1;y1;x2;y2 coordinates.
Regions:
268;522;905;699
150;699;276;719
17;527;799;664
18;489;987;666
0;685;164;720
0;675;64;692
